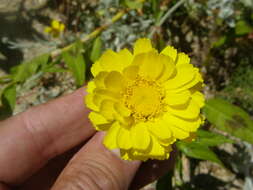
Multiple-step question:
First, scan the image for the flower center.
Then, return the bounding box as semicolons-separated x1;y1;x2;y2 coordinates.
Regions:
122;76;165;122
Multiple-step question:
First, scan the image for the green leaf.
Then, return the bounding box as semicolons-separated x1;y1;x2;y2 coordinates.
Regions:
13;53;49;83
196;130;234;147
124;0;144;9
156;171;173;190
176;141;223;165
203;98;253;144
62;42;86;87
212;36;227;48
44;66;67;73
0;84;16;119
90;37;102;62
235;20;253;36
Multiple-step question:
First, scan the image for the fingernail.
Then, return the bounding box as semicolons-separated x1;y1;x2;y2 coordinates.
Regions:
111;148;121;157
96;132;121;158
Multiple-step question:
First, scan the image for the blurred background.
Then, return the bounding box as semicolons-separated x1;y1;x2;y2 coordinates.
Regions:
0;0;253;189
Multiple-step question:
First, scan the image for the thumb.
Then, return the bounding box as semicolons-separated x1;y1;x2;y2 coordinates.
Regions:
51;132;140;190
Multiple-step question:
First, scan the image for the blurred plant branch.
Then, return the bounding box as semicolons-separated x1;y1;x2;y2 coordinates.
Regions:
149;0;186;38
51;9;128;58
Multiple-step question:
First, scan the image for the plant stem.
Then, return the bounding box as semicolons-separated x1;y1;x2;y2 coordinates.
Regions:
149;0;186;38
51;9;128;58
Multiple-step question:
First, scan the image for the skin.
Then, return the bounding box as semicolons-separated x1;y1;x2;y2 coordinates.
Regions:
0;87;176;190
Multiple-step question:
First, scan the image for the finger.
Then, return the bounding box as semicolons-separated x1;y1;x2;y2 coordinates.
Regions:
52;132;140;190
0;183;9;190
0;88;95;185
130;149;177;190
17;145;176;190
17;143;84;190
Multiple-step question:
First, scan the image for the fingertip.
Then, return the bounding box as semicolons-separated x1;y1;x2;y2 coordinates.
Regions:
52;132;141;190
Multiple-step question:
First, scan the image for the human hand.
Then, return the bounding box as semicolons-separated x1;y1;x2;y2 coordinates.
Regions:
0;88;176;190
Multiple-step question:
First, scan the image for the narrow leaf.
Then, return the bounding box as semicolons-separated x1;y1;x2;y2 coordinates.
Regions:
196;129;234;147
176;141;223;165
62;43;86;87
90;37;102;62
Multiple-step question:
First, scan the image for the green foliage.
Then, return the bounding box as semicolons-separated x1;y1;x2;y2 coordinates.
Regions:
212;36;227;48
235;20;253;36
196;129;234;146
62;41;86;87
176;130;232;166
0;84;16;119
176;141;223;166
124;0;144;9
203;98;253;144
90;37;103;63
12;53;49;83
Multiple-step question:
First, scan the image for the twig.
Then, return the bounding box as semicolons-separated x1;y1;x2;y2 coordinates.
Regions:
51;9;128;58
149;0;186;38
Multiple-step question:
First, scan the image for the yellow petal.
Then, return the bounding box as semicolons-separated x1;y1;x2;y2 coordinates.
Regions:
163;112;202;132
131;123;150;151
164;63;195;90
87;81;96;93
148;120;172;141
171;69;203;92
169;125;189;139
104;71;125;92
88;112;110;130
167;99;200;119
91;49;133;77
134;38;153;55
117;127;132;149
117;48;133;67
99;99;116;121
165;90;191;106
44;27;52;33
93;71;108;89
85;93;99;111
103;122;121;149
51;20;60;29
157;56;176;83
176;52;190;66
191;91;205;108
114;102;131;117
59;23;65;31
91;61;104;77
148;135;165;157
123;65;139;81
133;52;164;80
161;46;177;62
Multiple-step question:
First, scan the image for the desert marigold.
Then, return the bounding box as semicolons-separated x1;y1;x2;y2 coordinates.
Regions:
44;20;65;38
85;38;205;161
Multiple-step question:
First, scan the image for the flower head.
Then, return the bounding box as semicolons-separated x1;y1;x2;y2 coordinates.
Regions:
44;20;65;38
85;38;204;161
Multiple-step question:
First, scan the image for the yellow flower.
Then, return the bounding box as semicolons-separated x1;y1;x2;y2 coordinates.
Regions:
44;20;65;38
85;38;205;161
